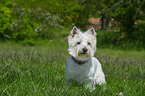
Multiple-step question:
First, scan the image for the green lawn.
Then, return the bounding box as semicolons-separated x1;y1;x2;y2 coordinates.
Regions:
0;43;144;96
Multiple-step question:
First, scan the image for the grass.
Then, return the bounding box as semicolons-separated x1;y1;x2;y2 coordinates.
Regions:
0;42;144;96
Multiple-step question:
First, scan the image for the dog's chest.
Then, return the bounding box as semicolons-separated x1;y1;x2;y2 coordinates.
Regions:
69;63;95;83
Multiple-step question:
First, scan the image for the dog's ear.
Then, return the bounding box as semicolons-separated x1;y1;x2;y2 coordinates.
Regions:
68;26;78;46
86;27;97;36
70;26;79;37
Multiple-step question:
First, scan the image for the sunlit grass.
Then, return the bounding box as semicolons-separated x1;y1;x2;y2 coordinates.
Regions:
0;44;144;95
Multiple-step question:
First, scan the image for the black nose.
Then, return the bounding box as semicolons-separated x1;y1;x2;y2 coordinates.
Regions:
82;47;88;53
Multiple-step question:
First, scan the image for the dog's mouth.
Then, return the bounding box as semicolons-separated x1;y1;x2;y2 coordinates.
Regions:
79;52;90;57
77;50;90;57
80;52;87;54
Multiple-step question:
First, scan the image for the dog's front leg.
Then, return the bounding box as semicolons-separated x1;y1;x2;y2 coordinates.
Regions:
94;70;106;85
85;77;96;91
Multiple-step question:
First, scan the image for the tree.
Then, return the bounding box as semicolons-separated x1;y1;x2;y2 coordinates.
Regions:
113;0;139;35
85;0;118;29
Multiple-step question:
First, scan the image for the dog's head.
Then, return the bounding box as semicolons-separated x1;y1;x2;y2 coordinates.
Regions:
68;26;97;61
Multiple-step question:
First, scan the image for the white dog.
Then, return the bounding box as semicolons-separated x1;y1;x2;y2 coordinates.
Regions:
65;26;106;90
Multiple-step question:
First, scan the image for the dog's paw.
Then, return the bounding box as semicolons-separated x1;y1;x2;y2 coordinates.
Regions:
95;78;106;85
85;83;96;92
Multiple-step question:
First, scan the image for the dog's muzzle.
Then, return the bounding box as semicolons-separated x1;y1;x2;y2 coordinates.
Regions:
82;47;88;53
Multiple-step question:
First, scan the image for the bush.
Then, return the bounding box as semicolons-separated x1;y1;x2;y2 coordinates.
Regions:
10;7;39;45
0;2;63;45
134;21;145;47
0;0;91;45
97;30;145;50
97;31;118;48
0;1;13;39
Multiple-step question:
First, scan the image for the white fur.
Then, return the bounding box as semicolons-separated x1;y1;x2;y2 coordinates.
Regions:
65;26;106;90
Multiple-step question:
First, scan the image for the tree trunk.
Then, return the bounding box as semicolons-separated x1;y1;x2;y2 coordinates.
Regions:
101;13;106;30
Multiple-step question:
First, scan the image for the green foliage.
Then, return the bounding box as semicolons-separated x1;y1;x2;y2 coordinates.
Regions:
0;0;63;45
1;0;90;44
97;31;117;47
0;1;13;39
10;8;40;45
97;30;144;50
0;0;145;46
134;21;145;47
46;0;89;28
113;0;139;34
88;0;145;43
12;13;38;43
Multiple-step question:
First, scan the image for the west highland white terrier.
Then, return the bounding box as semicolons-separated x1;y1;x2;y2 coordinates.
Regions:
65;26;106;90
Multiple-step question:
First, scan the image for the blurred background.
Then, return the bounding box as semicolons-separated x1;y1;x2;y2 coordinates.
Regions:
0;0;145;49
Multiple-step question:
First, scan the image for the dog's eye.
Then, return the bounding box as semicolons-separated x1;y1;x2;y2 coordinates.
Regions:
88;42;91;45
77;42;81;45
